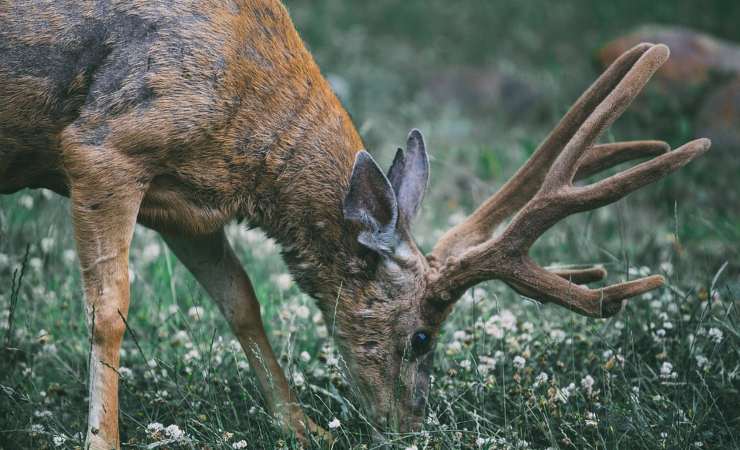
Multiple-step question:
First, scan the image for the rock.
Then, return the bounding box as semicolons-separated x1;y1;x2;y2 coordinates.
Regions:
696;77;740;151
599;25;740;87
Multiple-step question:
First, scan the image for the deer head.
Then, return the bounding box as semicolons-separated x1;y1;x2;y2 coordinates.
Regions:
330;43;710;433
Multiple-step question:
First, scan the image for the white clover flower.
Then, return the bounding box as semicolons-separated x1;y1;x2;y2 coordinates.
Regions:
146;422;164;434
660;432;668;439
556;383;576;403
695;355;709;369
459;359;471;370
533;372;549;387
141;242;161;264
294;304;310;320
118;367;133;380
0;253;9;269
585;411;598;427
34;410;52;418
40;237;55;254
187;306;205;320
549;329;566;343
581;375;595;395
29;257;42;271
272;273;293;291
707;327;723;344
446;340;462;355
62;249;76;264
477;356;496;376
30;423;44;433
292;372;305;387
18;194;34;209
52;435;67;447
453;330;468;341
232;439;248;449
184;349;200;363
660;261;674;275
476;437;492;447
328;418;341;429
164;424;186;441
512;355;526;369
300;351;311;362
660;362;677;380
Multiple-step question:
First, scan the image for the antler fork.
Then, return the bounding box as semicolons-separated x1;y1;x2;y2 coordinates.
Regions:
426;43;710;318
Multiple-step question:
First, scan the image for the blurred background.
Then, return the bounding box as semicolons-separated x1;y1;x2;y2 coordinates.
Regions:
285;0;740;281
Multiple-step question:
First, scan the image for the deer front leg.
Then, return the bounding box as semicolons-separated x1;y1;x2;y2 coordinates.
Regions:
66;159;145;449
162;229;329;443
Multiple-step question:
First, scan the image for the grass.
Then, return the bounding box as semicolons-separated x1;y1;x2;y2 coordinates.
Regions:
1;1;739;449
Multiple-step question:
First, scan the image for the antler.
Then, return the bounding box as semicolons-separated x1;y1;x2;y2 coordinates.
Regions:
425;43;710;318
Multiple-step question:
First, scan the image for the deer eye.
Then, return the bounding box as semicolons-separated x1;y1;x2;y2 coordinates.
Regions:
410;330;432;356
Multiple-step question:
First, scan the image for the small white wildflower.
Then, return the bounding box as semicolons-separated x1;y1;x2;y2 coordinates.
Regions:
446;340;462;355
695;355;709;369
660;432;668;439
585;411;598;427
707;327;723;344
292;372;305;387
272;273;293;291
557;383;577;403
118;367;133;380
30;423;44;433
549;329;566;343
660;261;674;275
146;422;164;434
533;372;549;387
660;362;677;380
141;242;161;264
453;330;468;341
0;253;9;269
300;351;311;363
62;249;76;263
581;375;595;395
328;418;341;429
294;304;310;320
232;439;248;449
40;237;55;254
512;355;526;369
459;359;471;370
52;435;67;447
29;257;42;271
184;349;200;363
34;410;53;418
164;424;186;441
19;194;34;209
187;306;205;320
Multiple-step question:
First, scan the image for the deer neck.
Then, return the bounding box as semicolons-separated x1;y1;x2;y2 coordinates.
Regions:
236;84;364;305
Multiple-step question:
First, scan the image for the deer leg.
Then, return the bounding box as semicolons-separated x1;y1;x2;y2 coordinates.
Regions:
161;229;329;442
66;158;145;450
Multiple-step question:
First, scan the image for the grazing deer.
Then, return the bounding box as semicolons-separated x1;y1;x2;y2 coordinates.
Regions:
0;0;709;448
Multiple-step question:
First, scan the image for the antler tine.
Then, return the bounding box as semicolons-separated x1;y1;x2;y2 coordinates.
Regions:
429;43;655;264
540;44;670;191
574;140;669;181
425;43;711;317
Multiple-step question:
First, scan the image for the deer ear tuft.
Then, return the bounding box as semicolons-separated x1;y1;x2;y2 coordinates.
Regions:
343;151;399;254
387;129;429;225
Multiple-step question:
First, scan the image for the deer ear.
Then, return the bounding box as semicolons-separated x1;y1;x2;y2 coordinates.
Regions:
387;129;429;225
343;151;399;254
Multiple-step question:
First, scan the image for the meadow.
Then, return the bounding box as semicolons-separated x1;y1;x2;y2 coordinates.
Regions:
1;1;739;448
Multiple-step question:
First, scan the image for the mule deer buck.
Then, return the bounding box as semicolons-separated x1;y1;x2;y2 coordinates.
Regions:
0;0;709;448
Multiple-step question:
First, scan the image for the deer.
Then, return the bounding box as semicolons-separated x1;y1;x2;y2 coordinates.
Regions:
0;0;710;448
